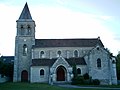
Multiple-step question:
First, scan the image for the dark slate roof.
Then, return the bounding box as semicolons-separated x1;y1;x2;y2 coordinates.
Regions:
32;57;86;66
66;57;87;65
32;59;56;66
33;38;104;48
19;3;32;19
0;56;14;64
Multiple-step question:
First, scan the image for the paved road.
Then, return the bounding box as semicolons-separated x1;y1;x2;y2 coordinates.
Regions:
57;84;120;90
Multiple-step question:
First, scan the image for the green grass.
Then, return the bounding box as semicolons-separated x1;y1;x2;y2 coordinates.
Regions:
0;82;120;90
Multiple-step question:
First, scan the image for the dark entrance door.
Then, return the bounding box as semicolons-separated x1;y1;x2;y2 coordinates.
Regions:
21;70;28;82
57;66;66;81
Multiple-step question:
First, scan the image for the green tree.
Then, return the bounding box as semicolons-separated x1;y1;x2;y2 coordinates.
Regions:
116;51;120;80
0;58;13;81
72;64;77;78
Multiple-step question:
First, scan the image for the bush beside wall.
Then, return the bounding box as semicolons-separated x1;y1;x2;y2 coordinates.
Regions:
71;73;100;85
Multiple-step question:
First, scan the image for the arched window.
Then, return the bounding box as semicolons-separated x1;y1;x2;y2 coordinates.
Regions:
77;68;81;74
112;60;116;64
27;25;31;35
40;69;44;76
40;51;44;58
57;50;61;57
21;25;24;35
97;58;101;68
23;44;27;56
74;50;78;57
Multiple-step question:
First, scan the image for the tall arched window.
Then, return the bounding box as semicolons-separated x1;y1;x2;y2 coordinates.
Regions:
57;50;61;57
97;58;101;68
77;68;81;74
74;50;78;57
21;25;24;35
40;69;44;76
27;25;31;35
23;44;27;56
40;51;44;58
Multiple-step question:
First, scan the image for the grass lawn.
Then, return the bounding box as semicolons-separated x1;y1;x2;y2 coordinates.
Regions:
0;82;100;90
0;82;120;90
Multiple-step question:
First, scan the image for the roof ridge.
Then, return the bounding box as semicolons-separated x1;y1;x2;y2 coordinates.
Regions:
35;38;99;40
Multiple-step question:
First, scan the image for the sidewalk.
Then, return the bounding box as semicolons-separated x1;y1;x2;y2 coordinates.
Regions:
57;84;120;90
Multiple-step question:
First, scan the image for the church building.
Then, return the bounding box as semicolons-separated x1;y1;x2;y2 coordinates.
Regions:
13;3;117;85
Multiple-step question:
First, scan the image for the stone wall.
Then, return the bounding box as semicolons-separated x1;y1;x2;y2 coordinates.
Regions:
76;65;88;75
30;66;49;83
32;47;93;59
88;46;111;85
13;19;35;82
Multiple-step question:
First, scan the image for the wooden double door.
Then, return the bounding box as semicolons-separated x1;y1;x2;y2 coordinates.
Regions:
21;70;28;82
57;66;66;81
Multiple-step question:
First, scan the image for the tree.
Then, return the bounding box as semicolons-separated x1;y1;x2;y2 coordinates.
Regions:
0;58;13;81
72;65;77;78
116;51;120;80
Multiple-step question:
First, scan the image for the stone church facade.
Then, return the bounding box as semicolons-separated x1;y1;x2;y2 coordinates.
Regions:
13;3;117;85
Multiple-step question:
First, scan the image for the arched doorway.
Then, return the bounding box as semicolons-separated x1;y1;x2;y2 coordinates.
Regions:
56;66;66;81
21;70;28;82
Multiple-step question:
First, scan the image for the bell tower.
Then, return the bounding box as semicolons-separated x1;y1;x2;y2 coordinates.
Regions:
13;3;35;82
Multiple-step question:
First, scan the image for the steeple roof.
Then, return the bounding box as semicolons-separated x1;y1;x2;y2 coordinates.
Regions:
19;3;32;19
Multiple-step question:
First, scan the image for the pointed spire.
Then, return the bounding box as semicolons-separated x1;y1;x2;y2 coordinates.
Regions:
19;2;32;19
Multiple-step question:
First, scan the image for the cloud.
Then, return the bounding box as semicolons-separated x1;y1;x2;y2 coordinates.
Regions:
31;6;119;55
56;0;65;5
99;16;112;20
31;6;110;38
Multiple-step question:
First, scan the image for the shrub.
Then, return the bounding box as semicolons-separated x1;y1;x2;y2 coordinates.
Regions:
84;80;90;85
83;73;89;80
93;79;100;85
71;76;84;85
71;72;100;85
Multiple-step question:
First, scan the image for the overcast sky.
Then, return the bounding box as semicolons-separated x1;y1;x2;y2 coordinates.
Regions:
0;0;120;56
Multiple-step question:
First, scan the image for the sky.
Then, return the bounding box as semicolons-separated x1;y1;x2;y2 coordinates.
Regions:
0;0;120;56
